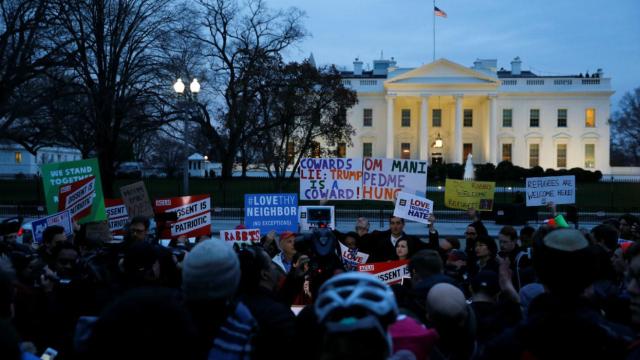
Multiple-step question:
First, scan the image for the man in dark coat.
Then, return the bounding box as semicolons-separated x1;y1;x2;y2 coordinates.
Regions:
359;216;420;263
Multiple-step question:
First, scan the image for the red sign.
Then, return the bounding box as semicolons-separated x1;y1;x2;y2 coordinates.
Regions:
105;198;128;235
154;195;211;239
358;260;410;285
58;176;96;221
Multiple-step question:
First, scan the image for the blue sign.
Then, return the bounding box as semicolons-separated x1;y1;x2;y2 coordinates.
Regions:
31;210;74;244
244;193;298;234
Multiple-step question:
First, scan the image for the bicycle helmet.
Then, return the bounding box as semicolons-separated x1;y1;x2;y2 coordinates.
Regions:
315;272;398;326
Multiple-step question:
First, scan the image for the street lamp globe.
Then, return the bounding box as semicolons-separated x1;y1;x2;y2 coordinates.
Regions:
173;78;185;94
190;78;201;94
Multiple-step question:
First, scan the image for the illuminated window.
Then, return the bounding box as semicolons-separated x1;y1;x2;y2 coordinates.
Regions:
529;144;539;167
585;108;596;127
337;143;346;158
15;152;22;164
363;108;372;127
363;142;372;157
557;109;567;127
585;144;595;168
502;144;512;162
401;143;411;159
463;109;473;127
432;109;442;127
401;109;411;127
530;109;540;127
502;109;512;127
557;144;567;168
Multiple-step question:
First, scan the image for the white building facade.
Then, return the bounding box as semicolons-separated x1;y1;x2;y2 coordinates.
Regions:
0;142;82;177
341;57;612;173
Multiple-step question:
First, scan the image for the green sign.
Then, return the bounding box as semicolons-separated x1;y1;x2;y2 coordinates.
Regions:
41;158;106;223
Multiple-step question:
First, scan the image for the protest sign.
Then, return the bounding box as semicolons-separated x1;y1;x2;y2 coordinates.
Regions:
525;175;576;207
444;179;496;211
154;195;211;238
244;194;298;233
299;206;335;231
58;176;98;222
358;260;410;285
362;158;428;201
299;158;362;200
31;210;73;244
41;158;106;223
393;192;434;225
120;181;154;219
339;242;369;271
220;229;261;245
105;198;128;235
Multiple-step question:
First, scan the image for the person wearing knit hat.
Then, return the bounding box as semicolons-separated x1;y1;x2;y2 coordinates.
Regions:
182;240;258;359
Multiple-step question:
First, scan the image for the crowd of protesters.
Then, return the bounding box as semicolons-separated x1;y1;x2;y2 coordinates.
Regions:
0;208;640;359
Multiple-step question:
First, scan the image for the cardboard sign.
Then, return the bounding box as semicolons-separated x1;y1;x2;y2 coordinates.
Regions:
41;158;106;223
31;210;74;244
154;195;211;238
120;181;155;219
105;198;128;235
58;176;97;222
298;206;335;231
393;192;433;225
526;175;576;206
444;179;496;211
358;260;410;285
244;194;298;233
299;158;362;200
339;242;369;271
362;158;428;201
220;229;261;244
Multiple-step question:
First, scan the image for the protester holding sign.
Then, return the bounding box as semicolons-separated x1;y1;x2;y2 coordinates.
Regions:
361;216;420;263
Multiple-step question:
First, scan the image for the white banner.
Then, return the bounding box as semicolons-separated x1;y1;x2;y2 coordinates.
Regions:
393;191;433;225
339;242;369;270
64;177;96;208
166;198;211;220
362;158;428;201
299;158;363;200
526;175;576;207
170;212;211;237
220;229;261;243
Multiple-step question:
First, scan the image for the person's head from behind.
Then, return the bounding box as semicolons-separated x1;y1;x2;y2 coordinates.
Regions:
425;283;476;355
182;240;240;305
498;226;518;254
86;288;198;360
439;237;460;254
591;224;619;253
314;272;398;360
409;249;443;284
389;216;404;236
238;245;280;294
470;270;500;301
122;241;160;288
355;217;370;237
519;226;536;248
42;225;66;252
128;217;149;242
533;228;595;298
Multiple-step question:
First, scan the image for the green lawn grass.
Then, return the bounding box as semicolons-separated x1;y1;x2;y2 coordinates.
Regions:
1;177;638;212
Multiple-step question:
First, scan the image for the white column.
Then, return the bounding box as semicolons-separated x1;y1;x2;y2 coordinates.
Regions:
454;94;463;163
386;95;396;158
420;94;430;160
489;94;498;164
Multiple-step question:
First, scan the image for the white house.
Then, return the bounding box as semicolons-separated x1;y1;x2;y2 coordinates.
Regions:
0;142;82;177
338;57;612;173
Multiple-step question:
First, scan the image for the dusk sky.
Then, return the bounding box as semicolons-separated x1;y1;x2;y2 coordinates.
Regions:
271;0;640;110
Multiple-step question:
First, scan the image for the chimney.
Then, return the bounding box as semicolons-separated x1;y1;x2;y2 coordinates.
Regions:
510;56;522;76
353;58;363;76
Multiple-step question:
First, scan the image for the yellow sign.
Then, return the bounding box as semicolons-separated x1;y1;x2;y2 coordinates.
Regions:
444;179;496;211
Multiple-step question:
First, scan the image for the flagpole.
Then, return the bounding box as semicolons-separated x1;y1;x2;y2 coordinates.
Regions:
433;0;436;62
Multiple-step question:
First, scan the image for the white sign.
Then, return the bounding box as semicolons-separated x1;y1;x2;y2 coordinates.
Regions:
339;242;369;270
525;175;576;207
299;158;362;200
362;158;428;201
220;229;261;244
31;210;74;244
298;206;335;231
393;191;433;225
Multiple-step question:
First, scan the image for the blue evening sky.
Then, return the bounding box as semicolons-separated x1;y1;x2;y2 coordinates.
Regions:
270;0;640;110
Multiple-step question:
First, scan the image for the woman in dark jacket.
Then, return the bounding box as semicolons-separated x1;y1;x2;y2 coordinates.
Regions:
470;235;499;278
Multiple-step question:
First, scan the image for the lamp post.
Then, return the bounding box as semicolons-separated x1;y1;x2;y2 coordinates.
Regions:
431;133;444;165
173;78;201;195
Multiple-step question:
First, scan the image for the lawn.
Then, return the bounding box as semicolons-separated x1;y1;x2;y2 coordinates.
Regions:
1;177;638;213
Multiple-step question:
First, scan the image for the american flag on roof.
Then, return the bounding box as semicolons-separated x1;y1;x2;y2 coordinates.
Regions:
434;6;447;18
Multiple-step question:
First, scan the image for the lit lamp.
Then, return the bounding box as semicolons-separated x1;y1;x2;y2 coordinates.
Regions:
431;133;444;165
174;78;201;195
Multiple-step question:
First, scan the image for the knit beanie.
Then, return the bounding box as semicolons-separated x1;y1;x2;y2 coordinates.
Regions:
182;240;240;301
